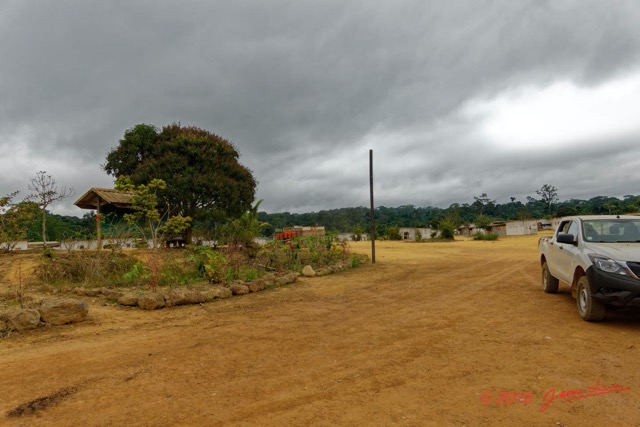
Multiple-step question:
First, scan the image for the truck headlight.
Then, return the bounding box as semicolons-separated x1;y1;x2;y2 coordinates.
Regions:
588;255;628;275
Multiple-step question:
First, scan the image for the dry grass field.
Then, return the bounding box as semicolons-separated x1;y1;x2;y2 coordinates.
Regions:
1;236;639;426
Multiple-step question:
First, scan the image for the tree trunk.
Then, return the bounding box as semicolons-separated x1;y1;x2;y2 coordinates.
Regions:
41;209;47;245
185;226;193;245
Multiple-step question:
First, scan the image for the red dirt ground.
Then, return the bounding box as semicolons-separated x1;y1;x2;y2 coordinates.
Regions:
1;236;639;426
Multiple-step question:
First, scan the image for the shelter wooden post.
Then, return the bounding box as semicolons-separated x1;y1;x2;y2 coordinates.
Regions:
96;199;102;251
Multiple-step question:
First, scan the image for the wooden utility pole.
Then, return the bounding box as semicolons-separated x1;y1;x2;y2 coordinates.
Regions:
369;149;376;263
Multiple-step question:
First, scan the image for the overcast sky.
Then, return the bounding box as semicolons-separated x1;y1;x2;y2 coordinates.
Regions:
2;1;640;216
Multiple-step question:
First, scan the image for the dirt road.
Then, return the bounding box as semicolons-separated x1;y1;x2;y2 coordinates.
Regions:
1;236;639;426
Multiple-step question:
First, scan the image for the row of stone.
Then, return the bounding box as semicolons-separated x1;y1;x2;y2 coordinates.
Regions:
73;272;300;310
0;299;89;332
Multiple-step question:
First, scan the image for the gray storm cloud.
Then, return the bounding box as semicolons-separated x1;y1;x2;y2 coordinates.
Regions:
1;0;640;215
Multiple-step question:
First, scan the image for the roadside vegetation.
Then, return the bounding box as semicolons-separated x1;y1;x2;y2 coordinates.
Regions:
35;234;357;291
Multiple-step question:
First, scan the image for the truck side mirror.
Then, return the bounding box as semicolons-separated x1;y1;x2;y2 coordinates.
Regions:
557;233;576;244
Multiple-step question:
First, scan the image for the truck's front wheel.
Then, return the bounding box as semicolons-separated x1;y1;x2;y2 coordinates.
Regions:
542;261;559;293
577;276;605;322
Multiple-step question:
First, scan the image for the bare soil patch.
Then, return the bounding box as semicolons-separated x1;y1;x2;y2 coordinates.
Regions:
1;236;639;426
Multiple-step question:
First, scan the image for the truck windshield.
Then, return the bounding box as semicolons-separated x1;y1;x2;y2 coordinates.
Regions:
582;219;640;242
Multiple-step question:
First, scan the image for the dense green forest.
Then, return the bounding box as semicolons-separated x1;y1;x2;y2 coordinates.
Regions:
258;194;640;237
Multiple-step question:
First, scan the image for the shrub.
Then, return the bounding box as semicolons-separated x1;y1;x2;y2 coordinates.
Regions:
350;254;361;268
385;226;402;240
474;232;499;241
439;220;455;240
190;246;229;283
256;235;350;272
41;251;137;286
123;261;149;286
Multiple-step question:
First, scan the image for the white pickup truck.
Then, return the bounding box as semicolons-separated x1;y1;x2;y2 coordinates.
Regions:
539;215;640;321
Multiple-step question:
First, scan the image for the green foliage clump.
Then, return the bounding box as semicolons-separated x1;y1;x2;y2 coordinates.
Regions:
474;214;493;230
474;232;499;241
115;176;191;249
256;235;349;272
123;261;149;285
350;254;361;268
218;200;268;249
0;192;38;251
439;220;455;240
385;226;402;240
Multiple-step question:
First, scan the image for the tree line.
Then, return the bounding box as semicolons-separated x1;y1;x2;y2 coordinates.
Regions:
3;122;640;247
258;191;640;238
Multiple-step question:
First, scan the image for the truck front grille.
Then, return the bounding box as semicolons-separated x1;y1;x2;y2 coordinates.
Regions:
625;261;640;277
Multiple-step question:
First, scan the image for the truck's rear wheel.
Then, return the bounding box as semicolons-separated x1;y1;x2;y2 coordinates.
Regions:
577;276;605;322
542;262;559;293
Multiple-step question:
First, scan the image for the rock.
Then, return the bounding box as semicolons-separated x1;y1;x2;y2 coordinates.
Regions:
117;294;139;306
315;268;330;276
302;265;316;277
84;289;100;297
262;278;276;289
263;273;276;282
3;309;41;331
165;289;206;306
246;282;261;292
137;293;166;310
277;273;298;285
102;289;124;300
38;299;89;325
202;287;232;301
230;284;250;295
252;280;266;291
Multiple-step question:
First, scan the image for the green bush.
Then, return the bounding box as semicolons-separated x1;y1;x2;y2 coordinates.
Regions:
385;226;402;240
439;220;455;240
123;261;149;286
350;254;361;268
190;246;229;283
256;235;350;272
474;232;499;241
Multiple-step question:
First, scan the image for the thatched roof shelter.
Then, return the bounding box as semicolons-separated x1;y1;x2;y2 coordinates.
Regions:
74;187;135;250
74;187;134;210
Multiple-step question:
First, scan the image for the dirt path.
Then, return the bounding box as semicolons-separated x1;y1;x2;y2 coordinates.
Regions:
1;237;639;426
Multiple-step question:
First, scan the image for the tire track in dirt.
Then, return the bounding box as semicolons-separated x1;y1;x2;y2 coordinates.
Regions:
2;238;640;426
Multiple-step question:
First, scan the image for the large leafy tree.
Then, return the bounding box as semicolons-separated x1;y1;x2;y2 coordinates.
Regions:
535;184;559;216
0;192;38;250
104;123;257;243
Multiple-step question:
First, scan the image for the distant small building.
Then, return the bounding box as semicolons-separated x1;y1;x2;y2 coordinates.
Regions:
275;226;325;240
485;221;507;236
459;220;539;236
507;220;538;235
338;233;368;241
458;224;476;237
399;227;433;240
